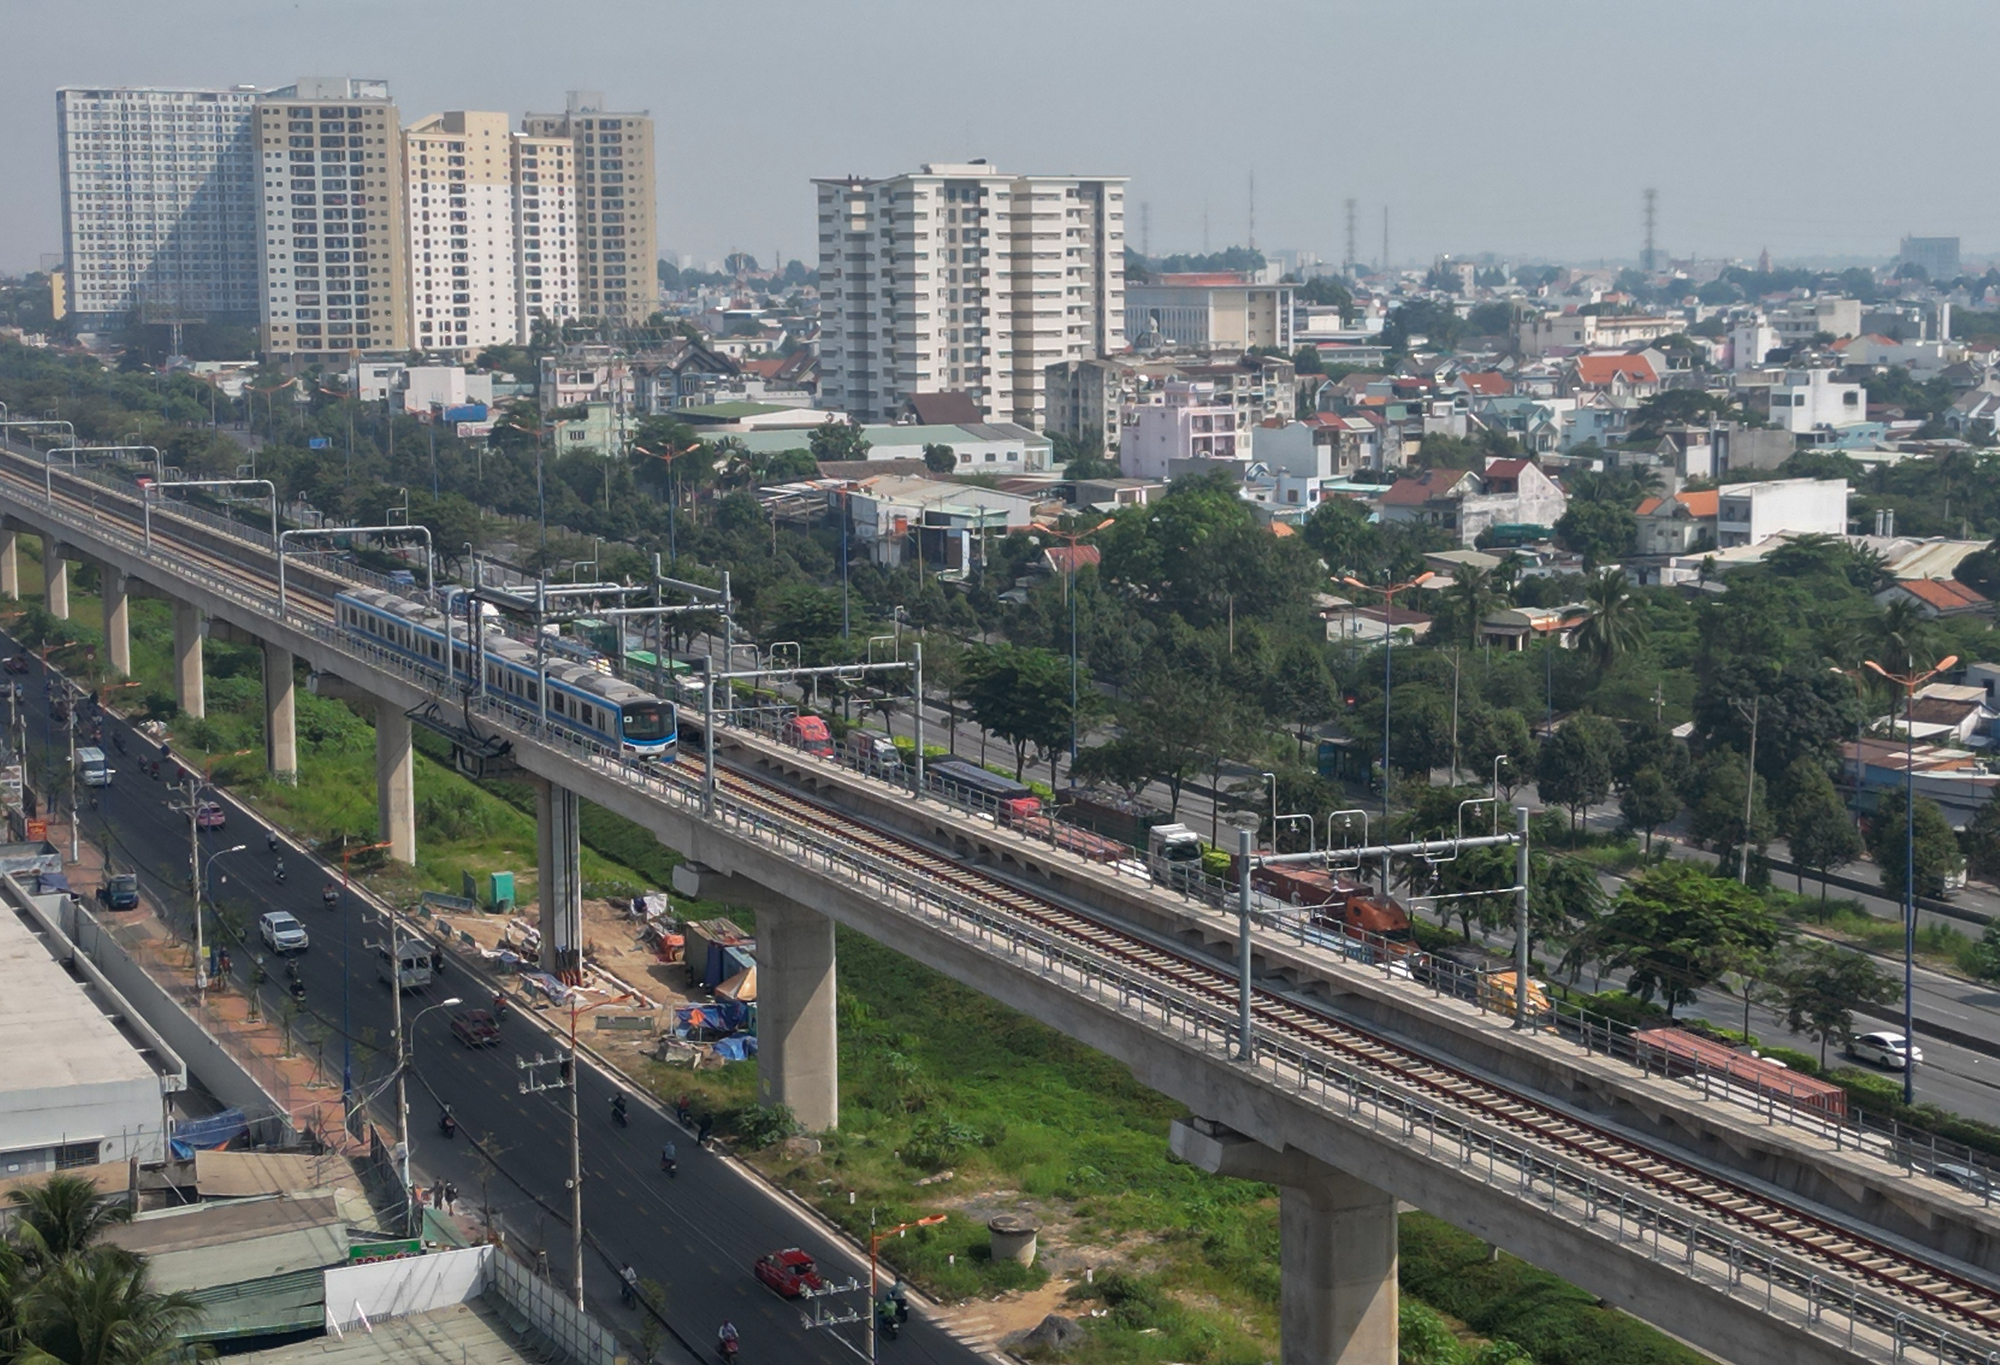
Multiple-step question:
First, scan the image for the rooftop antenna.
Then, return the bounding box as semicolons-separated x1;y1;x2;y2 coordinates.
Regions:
1642;187;1658;273
1344;198;1357;277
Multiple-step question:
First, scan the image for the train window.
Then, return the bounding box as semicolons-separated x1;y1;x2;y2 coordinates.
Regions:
527;682;538;705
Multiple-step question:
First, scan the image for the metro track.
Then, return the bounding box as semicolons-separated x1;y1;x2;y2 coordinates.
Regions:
5;445;1999;1354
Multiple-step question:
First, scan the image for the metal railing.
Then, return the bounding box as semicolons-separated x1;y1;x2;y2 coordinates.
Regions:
6;465;2000;1359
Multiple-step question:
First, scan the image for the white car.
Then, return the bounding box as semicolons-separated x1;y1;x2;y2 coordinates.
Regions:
1849;1031;1922;1070
259;911;309;954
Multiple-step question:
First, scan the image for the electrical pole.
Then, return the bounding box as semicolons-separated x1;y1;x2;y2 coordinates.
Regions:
1642;188;1658;274
390;914;409;1231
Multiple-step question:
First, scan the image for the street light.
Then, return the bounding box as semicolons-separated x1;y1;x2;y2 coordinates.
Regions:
1032;517;1114;764
1341;571;1434;889
1863;652;1958;1105
195;843;249;998
338;840;393;1117
397;995;462;1234
868;1214;946;1362
633;440;700;565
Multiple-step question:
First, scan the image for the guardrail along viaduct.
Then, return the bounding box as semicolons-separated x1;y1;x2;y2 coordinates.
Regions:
6;441;2000;1365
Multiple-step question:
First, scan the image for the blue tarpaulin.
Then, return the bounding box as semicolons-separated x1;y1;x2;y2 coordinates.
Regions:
674;1001;750;1038
170;1109;248;1158
712;1035;757;1062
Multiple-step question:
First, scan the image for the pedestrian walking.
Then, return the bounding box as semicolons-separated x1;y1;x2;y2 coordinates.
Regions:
431;1181;445;1210
697;1112;714;1146
444;1182;459;1214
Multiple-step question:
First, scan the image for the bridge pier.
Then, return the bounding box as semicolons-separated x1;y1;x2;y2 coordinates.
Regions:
754;899;839;1132
1173;1119;1397;1365
533;777;583;981
264;643;296;783
171;599;203;718
45;543;68;621
375;704;415;864
103;567;130;678
0;530;17;598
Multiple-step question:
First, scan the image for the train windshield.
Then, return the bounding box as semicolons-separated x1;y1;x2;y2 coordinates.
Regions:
623;703;672;741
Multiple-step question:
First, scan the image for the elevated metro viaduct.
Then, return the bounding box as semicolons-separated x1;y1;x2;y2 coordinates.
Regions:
0;449;1996;1365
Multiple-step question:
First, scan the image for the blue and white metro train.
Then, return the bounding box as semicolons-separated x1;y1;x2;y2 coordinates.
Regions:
335;587;677;760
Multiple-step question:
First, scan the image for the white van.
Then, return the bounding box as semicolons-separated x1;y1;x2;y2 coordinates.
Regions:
77;747;111;787
377;940;435;991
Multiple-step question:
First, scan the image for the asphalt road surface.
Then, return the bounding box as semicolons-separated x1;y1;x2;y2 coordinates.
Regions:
15;648;980;1365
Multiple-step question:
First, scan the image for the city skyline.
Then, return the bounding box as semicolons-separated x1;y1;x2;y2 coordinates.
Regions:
5;0;2000;281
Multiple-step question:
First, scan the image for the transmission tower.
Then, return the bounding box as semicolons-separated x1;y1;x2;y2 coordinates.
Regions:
1642;188;1658;273
1344;198;1357;277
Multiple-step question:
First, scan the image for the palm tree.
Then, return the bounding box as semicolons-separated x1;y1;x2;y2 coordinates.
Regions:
15;1255;205;1365
1874;596;1934;673
1446;567;1501;648
1575;567;1645;670
7;1176;133;1274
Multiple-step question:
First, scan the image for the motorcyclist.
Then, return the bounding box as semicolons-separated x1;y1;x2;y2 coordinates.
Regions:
492;990;508;1021
274;858;287;884
322;882;339;908
716;1321;739;1358
266;831;279;853
609;1093;629;1126
660;1140;677;1175
619;1263;639;1307
439;1107;456;1138
887;1280;909;1324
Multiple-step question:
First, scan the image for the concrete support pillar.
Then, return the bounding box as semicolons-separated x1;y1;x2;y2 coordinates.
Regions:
104;567;131;678
171;598;203;719
264;643;297;783
45;543;68;621
533;776;583;981
1172;1120;1397;1365
754;899;839;1132
374;704;415;864
0;530;18;599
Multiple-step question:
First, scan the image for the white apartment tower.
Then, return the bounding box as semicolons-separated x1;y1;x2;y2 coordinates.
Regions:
54;86;262;328
814;161;1126;427
254;79;409;359
400;112;577;358
521;93;656;327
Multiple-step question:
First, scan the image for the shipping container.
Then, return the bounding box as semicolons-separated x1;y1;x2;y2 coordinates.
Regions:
928;759;1040;822
1633;1027;1848;1119
1013;814;1129;864
1058;786;1175;848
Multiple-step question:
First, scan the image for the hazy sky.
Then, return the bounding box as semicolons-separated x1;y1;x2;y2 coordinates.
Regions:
4;0;1994;277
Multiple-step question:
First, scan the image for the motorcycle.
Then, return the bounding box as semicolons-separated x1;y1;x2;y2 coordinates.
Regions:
274;861;287;886
492;993;508;1023
610;1095;629;1129
716;1337;739;1363
438;1110;457;1139
322;884;340;910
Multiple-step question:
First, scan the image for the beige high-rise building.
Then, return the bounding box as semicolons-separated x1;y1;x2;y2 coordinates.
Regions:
521;92;656;327
254;78;408;360
814;161;1126;427
401;111;578;359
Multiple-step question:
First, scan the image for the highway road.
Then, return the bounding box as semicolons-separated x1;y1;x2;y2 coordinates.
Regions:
13;648;981;1365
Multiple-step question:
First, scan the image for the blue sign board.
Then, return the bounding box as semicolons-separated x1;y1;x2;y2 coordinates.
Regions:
308;437;330;449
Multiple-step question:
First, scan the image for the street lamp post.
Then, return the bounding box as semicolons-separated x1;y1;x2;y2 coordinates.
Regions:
867;1215;946;1362
1032;518;1114;764
633;441;699;566
396;995;462;1235
1863;653;1958;1105
195;842;248;998
1341;572;1434;890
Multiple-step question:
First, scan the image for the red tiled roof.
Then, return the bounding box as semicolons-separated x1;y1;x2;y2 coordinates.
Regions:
1043;545;1102;573
1380;470;1471;506
1575;354;1658;386
741;357;786;378
1483;458;1530;479
1458;371;1511;396
1896;578;1988;611
1634;489;1719;518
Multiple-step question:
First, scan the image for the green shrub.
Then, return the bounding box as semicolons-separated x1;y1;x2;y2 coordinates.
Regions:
903;1115;983;1170
733;1104;801;1149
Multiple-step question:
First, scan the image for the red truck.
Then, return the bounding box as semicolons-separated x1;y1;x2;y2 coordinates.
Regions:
1013;813;1129;864
779;714;834;757
1250;863;1415;951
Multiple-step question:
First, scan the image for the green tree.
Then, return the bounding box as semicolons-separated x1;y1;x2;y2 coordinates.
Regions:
922;442;957;475
1303;497;1381;578
1118;669;1231;816
1574;568;1645;670
1535;715;1620;833
1687;749;1771;876
808;417;871;463
1619;766;1680;851
1775;760;1863;906
1553;500;1637;568
1961;793;2000;881
1462;707;1534;800
1264;640;1337;757
1583;863;1784;1015
1772;941;1903;1067
1867;795;1964;900
7;1174;134;1272
963;644;1081;781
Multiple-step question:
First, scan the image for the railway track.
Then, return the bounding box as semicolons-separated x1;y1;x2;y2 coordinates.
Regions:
691;759;2000;1339
5;445;2000;1354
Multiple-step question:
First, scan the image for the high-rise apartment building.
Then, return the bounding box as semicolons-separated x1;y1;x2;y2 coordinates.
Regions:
54;86;262;329
814;162;1126;427
253;78;409;360
521;93;657;327
400;112;578;359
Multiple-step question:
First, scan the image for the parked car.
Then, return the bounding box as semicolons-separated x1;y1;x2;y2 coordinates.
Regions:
1849;1031;1923;1070
450;1009;501;1048
195;802;226;830
259;910;310;954
97;873;140;911
2;655;28;675
753;1248;825;1299
1932;1161;1993;1197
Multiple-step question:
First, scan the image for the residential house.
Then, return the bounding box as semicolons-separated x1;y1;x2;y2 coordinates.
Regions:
1715;478;1850;548
1119;378;1242;479
1567;352;1663;399
1765;367;1866;435
539;346;633;412
1376;459;1567;546
1479;604;1590;651
1518;311;1678;357
732;421;1053;473
631;339;740;413
1322;600;1434;645
842;475;1040;572
1634;489;1719;556
1874;577;1990;619
1904;684;1998;747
